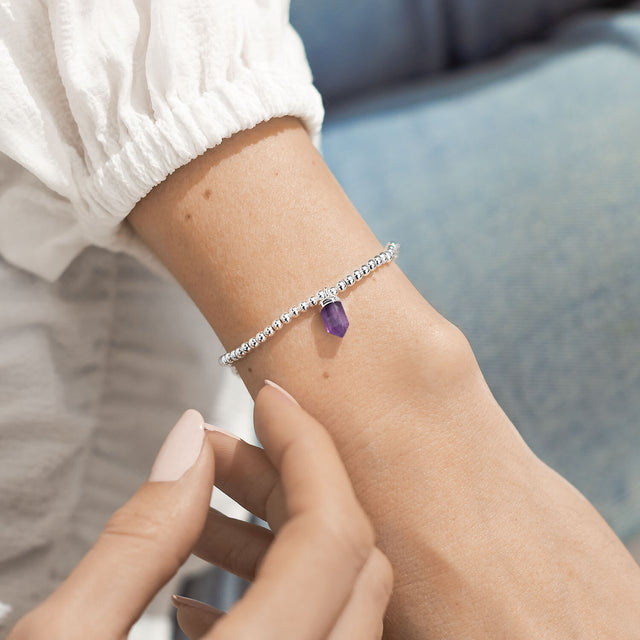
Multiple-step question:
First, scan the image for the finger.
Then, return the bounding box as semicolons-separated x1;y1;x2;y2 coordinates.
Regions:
193;507;273;581
202;431;284;526
43;410;216;639
327;547;394;640
202;382;376;639
172;596;224;639
204;379;366;529
255;381;369;528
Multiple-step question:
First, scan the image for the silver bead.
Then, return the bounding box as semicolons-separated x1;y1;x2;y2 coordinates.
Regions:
354;269;363;280
361;264;370;275
241;343;249;354
317;289;326;300
299;300;309;311
289;306;299;317
329;287;338;297
264;326;274;336
345;274;355;286
368;259;376;270
308;295;318;306
337;280;347;291
272;319;282;330
249;338;258;348
375;255;383;266
384;251;392;261
256;332;266;342
281;313;291;324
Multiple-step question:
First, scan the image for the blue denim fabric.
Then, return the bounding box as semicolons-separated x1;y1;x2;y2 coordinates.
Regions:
290;0;617;104
319;5;640;543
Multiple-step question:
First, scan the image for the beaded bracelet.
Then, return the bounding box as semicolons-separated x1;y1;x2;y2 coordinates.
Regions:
218;242;400;367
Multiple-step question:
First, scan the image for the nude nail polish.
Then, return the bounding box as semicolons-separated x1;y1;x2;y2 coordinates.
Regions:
149;409;205;482
264;379;300;407
171;594;219;614
203;423;242;440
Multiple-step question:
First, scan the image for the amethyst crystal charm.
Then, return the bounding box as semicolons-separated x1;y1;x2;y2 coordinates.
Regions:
320;296;349;338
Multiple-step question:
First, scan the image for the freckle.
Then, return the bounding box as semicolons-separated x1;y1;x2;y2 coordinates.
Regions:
203;189;212;200
248;367;253;373
322;371;330;379
275;171;279;177
185;213;192;221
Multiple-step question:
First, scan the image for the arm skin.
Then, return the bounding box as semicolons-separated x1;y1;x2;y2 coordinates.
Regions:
129;116;640;638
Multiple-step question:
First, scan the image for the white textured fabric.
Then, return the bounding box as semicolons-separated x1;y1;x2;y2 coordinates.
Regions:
0;1;323;634
0;246;258;634
0;0;324;282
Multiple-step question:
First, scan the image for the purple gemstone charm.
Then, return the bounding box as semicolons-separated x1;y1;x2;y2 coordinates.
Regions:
320;298;349;338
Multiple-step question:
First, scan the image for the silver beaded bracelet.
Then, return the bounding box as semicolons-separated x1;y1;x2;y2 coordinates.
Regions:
218;242;400;367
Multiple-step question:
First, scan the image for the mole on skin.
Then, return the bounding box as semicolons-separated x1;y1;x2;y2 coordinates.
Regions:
323;371;330;379
202;189;212;200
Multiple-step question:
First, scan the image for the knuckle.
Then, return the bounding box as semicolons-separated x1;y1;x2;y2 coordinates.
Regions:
312;505;376;570
219;536;266;580
101;503;187;571
102;503;159;543
367;547;395;606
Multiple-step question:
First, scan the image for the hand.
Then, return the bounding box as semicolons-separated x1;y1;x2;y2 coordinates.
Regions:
8;381;393;640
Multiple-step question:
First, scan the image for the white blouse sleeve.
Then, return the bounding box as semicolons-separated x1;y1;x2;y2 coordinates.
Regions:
0;0;324;281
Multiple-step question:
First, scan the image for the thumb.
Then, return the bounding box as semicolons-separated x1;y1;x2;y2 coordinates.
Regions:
44;409;215;639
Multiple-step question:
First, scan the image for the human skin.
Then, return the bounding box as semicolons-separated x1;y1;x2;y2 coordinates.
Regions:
128;116;640;638
9;385;392;639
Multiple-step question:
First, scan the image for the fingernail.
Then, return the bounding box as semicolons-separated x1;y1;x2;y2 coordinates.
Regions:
203;423;242;441
264;379;300;407
171;594;219;614
149;409;205;482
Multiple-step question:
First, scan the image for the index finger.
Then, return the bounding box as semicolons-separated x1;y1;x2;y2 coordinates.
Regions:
256;381;367;522
205;381;375;639
205;381;367;526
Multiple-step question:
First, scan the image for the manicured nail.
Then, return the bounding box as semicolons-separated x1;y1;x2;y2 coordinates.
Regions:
171;594;220;615
264;379;300;407
149;409;205;482
203;423;242;441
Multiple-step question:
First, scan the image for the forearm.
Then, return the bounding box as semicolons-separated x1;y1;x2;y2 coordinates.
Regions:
126;115;515;478
127;115;503;631
126;115;489;451
128;117;440;390
128;117;640;638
